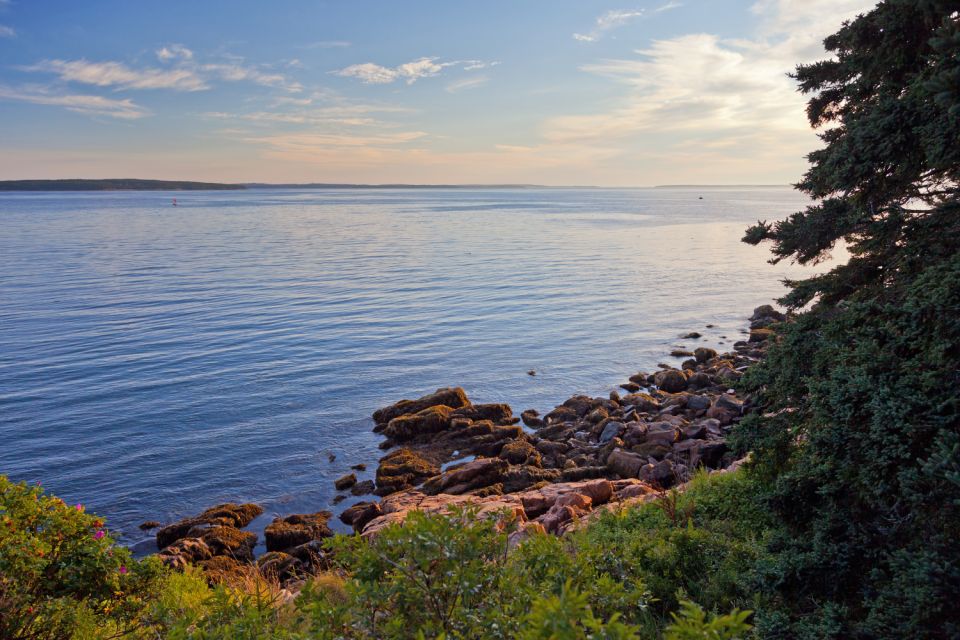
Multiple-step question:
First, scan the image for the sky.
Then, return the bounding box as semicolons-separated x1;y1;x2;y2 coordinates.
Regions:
0;0;877;186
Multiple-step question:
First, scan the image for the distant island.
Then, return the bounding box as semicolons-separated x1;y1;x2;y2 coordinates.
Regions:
653;184;790;188
0;179;562;192
245;182;545;189
0;179;246;191
0;179;795;192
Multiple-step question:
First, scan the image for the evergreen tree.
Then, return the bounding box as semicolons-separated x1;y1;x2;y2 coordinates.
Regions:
737;2;960;638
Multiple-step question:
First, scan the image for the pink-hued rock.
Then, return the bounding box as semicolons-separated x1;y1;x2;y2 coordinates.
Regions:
359;478;621;538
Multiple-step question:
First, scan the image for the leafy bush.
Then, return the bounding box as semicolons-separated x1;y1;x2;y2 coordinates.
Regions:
0;475;164;639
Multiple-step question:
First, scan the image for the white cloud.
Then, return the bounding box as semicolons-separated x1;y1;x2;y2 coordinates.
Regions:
446;75;489;93
25;59;208;91
200;63;303;92
333;57;493;85
0;24;15;38
22;54;304;93
574;4;679;43
335;62;399;84
156;44;193;62
553;0;875;150
0;84;149;119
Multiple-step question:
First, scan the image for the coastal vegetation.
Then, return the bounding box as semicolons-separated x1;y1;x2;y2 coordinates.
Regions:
2;1;958;638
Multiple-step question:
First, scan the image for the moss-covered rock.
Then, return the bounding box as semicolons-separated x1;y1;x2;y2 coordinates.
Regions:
264;512;333;552
373;387;470;425
375;448;439;495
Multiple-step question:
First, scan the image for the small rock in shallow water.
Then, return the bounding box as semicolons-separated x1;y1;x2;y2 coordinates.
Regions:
521;409;544;428
351;463;367;471
332;495;347;505
334;473;357;490
139;520;161;530
327;452;336;463
681;332;702;339
351;480;375;496
527;370;536;376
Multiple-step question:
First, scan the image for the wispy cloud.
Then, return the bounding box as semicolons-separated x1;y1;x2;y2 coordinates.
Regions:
0;24;14;38
301;40;351;49
573;3;680;42
545;0;874;182
24;59;208;91
200;63;303;92
22;51;303;93
446;75;489;93
333;57;494;85
155;44;193;62
0;84;149;119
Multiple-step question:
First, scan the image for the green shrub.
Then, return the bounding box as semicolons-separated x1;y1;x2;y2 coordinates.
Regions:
664;600;752;640
0;475;164;639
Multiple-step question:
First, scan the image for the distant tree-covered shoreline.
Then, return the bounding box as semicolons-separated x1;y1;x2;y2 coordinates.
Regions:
0;179;246;191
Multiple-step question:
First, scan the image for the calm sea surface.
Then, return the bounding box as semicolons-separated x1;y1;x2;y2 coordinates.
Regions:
0;187;829;550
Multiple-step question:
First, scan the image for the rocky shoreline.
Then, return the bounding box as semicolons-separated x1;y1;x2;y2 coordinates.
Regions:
146;305;785;589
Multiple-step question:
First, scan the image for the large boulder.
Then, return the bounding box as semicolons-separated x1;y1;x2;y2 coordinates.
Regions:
422;457;508;495
621;393;661;413
157;537;213;569
607;449;645;478
706;394;743;425
339;501;383;532
644;422;680;445
373;387;470;425
451;403;514;424
257;551;303;583
196;526;257;562
750;305;785;323
383;405;454;441
375;449;439;495
264;512;333;552
673;439;728;468
521;409;544;428
654;369;688;393
694;347;718;363
501;466;562;493
640;459;677;488
599;421;625;444
156;502;263;549
499;439;542;466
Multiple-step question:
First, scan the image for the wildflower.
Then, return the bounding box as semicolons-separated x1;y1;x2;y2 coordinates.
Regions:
119;565;127;575
94;530;105;540
75;503;84;512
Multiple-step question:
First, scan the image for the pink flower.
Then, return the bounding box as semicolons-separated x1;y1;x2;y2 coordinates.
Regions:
93;530;105;540
75;504;84;512
118;566;127;575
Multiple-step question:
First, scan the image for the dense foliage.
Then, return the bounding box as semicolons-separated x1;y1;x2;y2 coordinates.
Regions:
0;472;760;639
737;1;960;637
0;476;165;639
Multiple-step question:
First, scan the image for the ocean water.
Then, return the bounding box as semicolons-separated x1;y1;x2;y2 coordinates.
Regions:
0;186;830;550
